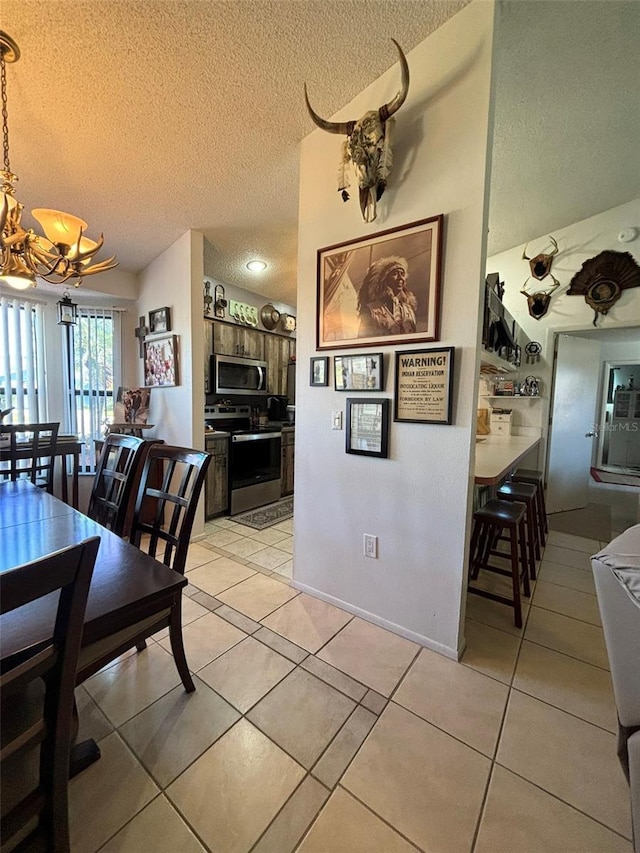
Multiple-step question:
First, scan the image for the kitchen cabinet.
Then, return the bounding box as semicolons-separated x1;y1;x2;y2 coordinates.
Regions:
205;318;295;396
281;428;295;496
264;334;296;396
213;322;265;360
205;433;229;518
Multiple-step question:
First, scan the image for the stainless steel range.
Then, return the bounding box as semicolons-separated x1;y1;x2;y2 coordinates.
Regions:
205;404;282;515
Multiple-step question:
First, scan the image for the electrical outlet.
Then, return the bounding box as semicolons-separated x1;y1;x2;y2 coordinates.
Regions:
332;411;343;430
363;534;378;558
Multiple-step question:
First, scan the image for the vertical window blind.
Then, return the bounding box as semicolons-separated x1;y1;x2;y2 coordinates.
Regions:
64;307;121;473
0;296;47;423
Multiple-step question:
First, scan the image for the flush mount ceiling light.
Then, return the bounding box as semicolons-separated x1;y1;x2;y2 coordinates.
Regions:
246;260;267;273
0;31;117;291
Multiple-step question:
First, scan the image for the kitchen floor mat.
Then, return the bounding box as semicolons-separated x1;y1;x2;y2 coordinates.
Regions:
229;497;294;530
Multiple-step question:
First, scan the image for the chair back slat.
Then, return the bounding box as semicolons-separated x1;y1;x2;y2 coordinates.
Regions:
87;434;148;536
0;422;60;493
129;444;211;574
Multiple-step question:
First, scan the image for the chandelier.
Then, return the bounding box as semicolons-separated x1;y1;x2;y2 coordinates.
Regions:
0;31;117;291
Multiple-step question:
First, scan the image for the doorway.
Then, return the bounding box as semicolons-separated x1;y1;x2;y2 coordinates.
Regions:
546;326;640;542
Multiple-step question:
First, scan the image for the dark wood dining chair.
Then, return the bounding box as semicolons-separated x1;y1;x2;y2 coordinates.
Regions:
86;433;147;536
76;445;211;693
0;422;60;493
0;536;100;853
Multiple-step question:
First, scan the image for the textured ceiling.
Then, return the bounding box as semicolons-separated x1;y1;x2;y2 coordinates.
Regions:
488;0;640;258
1;0;468;305
2;1;638;307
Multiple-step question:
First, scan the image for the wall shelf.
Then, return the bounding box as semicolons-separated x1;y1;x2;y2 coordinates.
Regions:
481;395;545;400
480;349;518;374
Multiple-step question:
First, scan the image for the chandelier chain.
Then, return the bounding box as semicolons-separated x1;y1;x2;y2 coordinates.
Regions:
1;52;10;174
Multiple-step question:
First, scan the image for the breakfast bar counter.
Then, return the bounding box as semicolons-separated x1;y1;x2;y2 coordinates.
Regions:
474;434;541;486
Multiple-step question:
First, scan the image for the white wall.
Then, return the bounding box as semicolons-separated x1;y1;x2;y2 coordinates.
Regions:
137;231;201;447
486;198;640;459
137;229;207;536
294;1;496;658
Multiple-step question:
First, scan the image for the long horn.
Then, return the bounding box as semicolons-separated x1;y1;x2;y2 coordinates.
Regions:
548;235;559;256
379;39;410;121
303;84;352;135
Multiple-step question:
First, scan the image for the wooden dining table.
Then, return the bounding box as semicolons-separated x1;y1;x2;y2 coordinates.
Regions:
0;479;187;771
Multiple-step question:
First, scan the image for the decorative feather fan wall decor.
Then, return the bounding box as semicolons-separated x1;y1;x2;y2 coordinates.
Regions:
567;250;640;325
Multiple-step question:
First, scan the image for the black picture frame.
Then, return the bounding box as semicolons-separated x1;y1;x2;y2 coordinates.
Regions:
394;346;455;424
310;356;329;386
346;398;390;458
316;214;444;351
148;306;172;334
334;353;384;392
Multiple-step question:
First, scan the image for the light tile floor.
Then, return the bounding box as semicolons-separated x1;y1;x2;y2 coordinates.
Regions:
69;514;634;852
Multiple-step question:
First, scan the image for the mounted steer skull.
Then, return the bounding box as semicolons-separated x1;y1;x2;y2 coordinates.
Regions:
304;40;410;223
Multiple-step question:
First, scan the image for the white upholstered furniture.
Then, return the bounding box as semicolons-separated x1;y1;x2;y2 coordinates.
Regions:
592;523;640;852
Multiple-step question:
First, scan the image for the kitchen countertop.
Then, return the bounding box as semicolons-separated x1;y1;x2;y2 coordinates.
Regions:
474;434;541;486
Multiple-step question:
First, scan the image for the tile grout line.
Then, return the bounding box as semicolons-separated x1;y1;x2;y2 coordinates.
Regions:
327;784;426;853
491;760;634;844
85;522;625;852
468;546;535;852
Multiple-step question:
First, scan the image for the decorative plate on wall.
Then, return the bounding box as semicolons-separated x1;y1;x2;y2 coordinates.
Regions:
260;304;281;330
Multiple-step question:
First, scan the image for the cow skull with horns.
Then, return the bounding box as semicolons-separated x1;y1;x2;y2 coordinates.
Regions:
304;40;410;223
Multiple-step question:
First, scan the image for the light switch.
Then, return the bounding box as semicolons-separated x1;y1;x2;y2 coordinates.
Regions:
332;411;343;430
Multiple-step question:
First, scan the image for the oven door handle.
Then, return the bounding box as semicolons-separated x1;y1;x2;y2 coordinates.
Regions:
232;432;281;443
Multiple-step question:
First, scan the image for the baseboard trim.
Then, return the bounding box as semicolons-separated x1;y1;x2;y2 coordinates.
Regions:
291;580;460;661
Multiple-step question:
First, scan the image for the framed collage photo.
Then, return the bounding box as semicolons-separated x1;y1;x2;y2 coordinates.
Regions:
316;214;443;350
346;398;390;458
334;353;383;391
144;334;179;387
394;346;455;425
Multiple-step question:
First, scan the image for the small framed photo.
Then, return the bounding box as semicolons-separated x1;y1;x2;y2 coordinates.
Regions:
394;346;455;424
310;356;329;386
346;398;390;458
144;334;179;387
317;214;444;350
334;353;383;391
148;306;172;334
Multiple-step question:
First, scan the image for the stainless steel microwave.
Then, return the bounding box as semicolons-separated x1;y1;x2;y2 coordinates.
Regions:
210;354;268;395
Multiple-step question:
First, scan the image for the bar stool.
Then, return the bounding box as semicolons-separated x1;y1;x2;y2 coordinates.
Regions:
497;480;540;580
468;499;530;628
511;468;548;546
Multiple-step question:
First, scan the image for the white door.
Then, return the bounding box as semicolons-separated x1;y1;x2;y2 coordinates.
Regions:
546;334;601;514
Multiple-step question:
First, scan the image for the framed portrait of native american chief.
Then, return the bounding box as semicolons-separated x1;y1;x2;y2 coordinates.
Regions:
316;215;444;351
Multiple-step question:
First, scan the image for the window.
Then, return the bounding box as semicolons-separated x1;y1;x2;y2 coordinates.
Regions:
64;307;121;472
0;296;47;423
